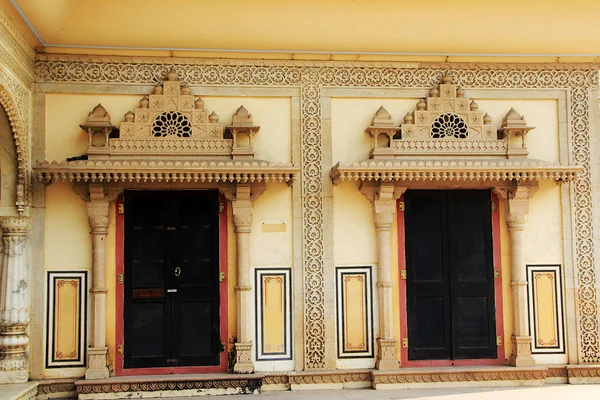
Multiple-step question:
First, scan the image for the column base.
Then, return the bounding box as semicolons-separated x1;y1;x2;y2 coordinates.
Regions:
508;335;535;367
375;338;399;370
85;346;109;379
0;356;28;383
233;342;255;374
0;322;29;383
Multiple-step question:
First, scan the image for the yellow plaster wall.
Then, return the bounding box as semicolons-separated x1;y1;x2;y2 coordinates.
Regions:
331;97;563;363
43;93;291;372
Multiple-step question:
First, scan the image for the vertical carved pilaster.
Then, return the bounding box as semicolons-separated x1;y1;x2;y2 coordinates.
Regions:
85;184;110;379
361;182;406;369
222;183;264;374
495;183;537;368
0;216;29;383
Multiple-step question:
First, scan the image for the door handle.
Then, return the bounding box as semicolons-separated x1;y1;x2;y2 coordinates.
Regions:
174;267;181;277
167;289;177;293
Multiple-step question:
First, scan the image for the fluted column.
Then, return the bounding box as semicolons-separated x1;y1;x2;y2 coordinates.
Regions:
0;216;30;383
228;184;260;374
362;182;405;370
496;184;537;367
85;184;110;379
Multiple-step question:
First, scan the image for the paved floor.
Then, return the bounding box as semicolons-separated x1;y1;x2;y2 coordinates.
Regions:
168;384;600;400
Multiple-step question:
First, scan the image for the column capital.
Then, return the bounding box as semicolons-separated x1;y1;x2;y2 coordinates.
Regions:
494;182;538;228
360;182;406;230
0;216;29;239
221;183;266;232
85;184;110;234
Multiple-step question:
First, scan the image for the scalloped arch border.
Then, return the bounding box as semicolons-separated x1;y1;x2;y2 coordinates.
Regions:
0;83;28;214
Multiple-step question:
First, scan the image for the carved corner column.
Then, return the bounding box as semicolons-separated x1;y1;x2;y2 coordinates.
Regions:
0;216;30;383
223;183;264;374
85;184;110;379
361;182;405;370
496;184;537;368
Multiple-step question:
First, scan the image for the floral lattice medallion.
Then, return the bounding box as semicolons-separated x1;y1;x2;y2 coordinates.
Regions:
368;74;532;160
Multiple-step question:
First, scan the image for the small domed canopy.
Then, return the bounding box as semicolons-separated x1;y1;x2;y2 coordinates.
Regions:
502;108;527;127
80;103;115;131
371;106;394;127
231;105;254;127
92;104;108;117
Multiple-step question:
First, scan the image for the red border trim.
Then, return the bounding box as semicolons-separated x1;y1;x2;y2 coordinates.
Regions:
397;191;505;367
114;192;229;376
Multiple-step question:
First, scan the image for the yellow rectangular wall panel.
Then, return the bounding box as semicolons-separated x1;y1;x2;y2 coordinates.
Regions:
526;265;565;354
255;268;292;361
46;271;87;368
335;266;374;358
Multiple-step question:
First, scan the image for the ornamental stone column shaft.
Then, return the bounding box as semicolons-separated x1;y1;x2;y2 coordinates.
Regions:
496;184;537;368
362;182;405;370
227;183;264;374
85;184;110;379
0;216;30;383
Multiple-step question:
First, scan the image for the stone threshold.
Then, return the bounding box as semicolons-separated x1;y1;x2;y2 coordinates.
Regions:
75;373;264;399
0;381;38;400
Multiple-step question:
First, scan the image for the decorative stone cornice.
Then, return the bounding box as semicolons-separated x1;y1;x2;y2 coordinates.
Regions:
33;160;298;185
0;216;29;237
331;159;581;185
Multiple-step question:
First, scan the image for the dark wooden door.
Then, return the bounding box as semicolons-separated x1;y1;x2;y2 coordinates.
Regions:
124;191;221;368
405;190;496;361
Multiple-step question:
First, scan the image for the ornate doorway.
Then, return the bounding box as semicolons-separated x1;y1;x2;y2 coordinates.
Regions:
124;191;221;368
404;190;497;361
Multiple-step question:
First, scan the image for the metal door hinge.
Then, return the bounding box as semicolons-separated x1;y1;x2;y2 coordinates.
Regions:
491;201;497;212
398;202;405;211
494;269;500;279
496;336;502;346
117;344;124;355
219;272;226;282
400;270;407;280
402;338;408;348
118;203;125;214
219;202;225;213
118;274;124;284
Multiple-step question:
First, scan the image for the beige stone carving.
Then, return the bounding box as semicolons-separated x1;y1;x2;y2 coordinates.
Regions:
220;183;266;374
0;216;29;383
33;55;600;367
495;183;538;367
360;182;406;369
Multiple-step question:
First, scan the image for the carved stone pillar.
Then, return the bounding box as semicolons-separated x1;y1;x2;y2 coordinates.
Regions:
496;184;537;368
0;216;30;383
85;184;110;379
361;182;405;369
224;183;264;374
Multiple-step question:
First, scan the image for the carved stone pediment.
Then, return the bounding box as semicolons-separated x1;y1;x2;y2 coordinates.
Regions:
33;70;298;186
368;74;533;160
332;74;581;187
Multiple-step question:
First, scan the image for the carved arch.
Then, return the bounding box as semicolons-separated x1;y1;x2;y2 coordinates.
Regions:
0;84;28;214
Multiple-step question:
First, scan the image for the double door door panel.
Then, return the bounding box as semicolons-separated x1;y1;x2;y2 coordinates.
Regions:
405;190;497;360
124;191;220;368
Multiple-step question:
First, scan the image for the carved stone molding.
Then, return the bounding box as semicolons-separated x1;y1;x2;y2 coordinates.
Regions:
76;375;263;395
371;367;548;386
33;55;600;366
288;370;372;385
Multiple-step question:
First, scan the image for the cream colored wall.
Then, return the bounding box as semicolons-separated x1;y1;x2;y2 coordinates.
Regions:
43;93;293;376
331;96;564;365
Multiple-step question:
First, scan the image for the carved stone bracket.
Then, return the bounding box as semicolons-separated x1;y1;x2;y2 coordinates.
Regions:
0;216;30;383
360;182;406;369
494;182;538;367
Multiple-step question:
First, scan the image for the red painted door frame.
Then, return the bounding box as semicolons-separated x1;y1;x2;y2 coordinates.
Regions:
114;191;229;376
397;191;506;367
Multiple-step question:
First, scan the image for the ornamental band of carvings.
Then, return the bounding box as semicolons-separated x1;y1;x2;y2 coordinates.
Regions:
76;378;262;394
34;54;600;366
372;369;548;384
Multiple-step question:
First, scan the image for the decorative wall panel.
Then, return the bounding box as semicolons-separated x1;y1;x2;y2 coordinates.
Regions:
255;268;292;361
335;267;374;358
527;265;565;354
34;54;600;365
46;271;87;367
